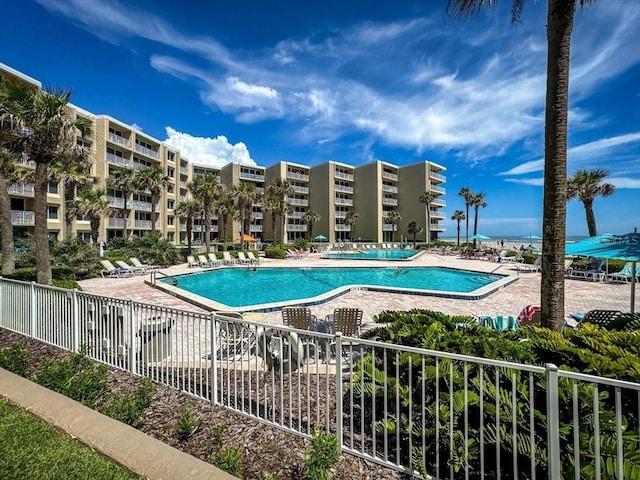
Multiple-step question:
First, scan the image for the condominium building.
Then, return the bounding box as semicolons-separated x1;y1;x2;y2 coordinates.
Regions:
2;62;446;247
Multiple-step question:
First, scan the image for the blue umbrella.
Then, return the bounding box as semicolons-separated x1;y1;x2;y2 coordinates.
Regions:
469;234;491;240
566;232;640;312
313;234;328;241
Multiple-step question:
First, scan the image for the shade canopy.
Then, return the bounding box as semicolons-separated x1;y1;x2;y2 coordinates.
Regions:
522;234;542;241
235;234;256;242
469;234;491;240
313;234;328;241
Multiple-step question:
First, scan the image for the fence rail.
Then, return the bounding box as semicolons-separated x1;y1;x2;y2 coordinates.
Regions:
1;277;638;479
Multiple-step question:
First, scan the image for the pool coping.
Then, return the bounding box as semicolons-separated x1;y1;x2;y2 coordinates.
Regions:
147;265;518;313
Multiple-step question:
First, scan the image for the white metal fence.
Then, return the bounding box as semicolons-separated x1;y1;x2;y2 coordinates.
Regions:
1;277;639;479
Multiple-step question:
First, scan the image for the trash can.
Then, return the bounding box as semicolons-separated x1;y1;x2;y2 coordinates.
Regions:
138;316;173;363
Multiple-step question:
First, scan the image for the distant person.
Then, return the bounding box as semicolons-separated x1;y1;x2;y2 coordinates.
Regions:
500;239;504;248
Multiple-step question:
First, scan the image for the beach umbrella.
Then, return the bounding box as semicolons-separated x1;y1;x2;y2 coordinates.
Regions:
313;234;328;241
469;234;491;240
566;232;640;312
522;234;542;243
235;234;256;242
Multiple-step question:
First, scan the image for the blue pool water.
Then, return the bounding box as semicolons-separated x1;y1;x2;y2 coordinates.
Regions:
160;267;503;309
323;249;419;260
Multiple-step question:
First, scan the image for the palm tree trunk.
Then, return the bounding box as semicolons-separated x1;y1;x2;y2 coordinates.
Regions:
583;200;597;236
34;162;52;285
0;176;16;275
63;179;75;240
541;0;575;331
122;201;128;240
150;197;157;232
186;221;193;255
465;205;469;246
426;208;431;246
204;211;211;254
280;214;286;247
473;207;479;249
90;217;100;244
456;222;461;247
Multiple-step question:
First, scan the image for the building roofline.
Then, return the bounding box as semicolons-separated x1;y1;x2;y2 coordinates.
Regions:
401;160;447;172
266;160;309;170
0;62;42;87
69;103;95;118
96;115;164;145
357;159;399;169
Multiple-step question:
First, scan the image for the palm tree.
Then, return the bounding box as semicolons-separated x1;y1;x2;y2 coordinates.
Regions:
212;188;234;250
189;172;220;254
447;0;599;330
344;210;359;240
302;210;321;240
471;192;487;249
451;210;466;247
407;220;423;248
384;210;402;242
266;179;294;246
262;194;279;243
134;166;170;232
68;189;109;245
567;168;615;236
418;191;438;246
107;167;135;239
458;186;474;248
232;182;261;251
175;199;202;255
1;81;91;285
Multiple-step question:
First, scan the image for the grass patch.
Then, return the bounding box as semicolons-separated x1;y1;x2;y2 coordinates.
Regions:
0;398;142;480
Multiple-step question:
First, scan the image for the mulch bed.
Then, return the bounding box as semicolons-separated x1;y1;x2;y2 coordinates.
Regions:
0;330;407;479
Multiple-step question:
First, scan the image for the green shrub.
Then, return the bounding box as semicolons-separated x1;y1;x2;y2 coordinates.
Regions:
99;378;154;427
51;239;102;279
265;247;286;259
174;406;203;441
521;253;539;265
210;446;244;478
34;353;108;409
294;238;309;250
0;343;29;376
302;427;340;480
6;265;77;282
53;279;82;290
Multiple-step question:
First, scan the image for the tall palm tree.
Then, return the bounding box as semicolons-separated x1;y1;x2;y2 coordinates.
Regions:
458;186;473;247
175;199;202;255
567;168;615;236
267;179;294;247
344;210;359;240
471;192;487;249
134;166;170;232
188;172;220;254
418;191;438;245
451;210;466;247
68;189;109;245
302;210;321;240
232;182;261;251
107;167;135;240
448;0;597;330
384;210;402;242
1;81;91;285
212;187;234;249
407;220;423;248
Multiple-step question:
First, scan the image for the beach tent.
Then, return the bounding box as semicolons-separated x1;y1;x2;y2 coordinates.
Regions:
566;232;640;312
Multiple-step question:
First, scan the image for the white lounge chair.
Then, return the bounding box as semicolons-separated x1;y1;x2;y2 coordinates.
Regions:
100;259;134;278
606;262;638;283
246;252;260;265
222;251;238;265
115;260;145;275
237;252;252;265
207;253;223;267
503;252;524;263
517;256;542;273
129;257;160;272
186;255;200;268
197;254;213;268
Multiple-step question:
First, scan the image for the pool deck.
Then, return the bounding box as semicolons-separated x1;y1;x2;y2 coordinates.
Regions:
79;252;638;327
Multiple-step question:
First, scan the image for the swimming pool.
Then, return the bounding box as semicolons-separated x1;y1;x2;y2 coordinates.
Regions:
157;266;514;311
322;249;420;260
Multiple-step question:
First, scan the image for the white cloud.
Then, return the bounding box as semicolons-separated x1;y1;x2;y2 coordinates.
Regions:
608;177;640;189
163;127;256;168
504;177;544;186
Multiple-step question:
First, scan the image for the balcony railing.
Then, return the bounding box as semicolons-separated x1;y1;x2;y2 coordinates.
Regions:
292;185;309;194
382;185;398;193
253;212;264;220
382;198;398;206
108;133;131;148
335;224;351;231
431;198;446;207
8;183;34;196
106;196;125;208
17;155;36;169
131;162;148;171
430;185;446;194
179;223;187;231
134;144;159;159
430;224;446;231
11;210;35;225
430;171;446;183
335;198;353;207
134;219;152;229
130;200;154;212
334;185;353;194
287;171;309;182
108;218;125;228
289;211;305;219
382;223;396;231
287;224;308;232
106;152;133;168
239;171;265;182
334;210;347;218
250;225;263;232
429;211;446;219
334;171;354;182
382;171;398;182
180;167;188;175
180;181;188;189
289;198;309;207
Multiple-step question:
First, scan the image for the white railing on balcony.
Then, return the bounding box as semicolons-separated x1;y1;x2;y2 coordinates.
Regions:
134;219;152;229
106;196;125;208
134;144;159;159
430;185;446;194
3;277;638;480
430;171;446;183
289;198;309;207
431;198;446;207
180;181;188;189
286;224;308;232
179;223;187;231
289;211;305;219
429;211;446;219
334;198;353;206
131;162;148;171
334;210;347;218
8;183;34;196
382;171;398;182
239;171;265;182
287;171;309;182
382;197;398;206
334;224;351;231
253;212;264;220
179;195;186;202
334;171;354;182
17;155;36;169
108;133;131;148
130;200;153;212
430;224;446;231
382;184;398;193
10;210;35;225
250;224;263;232
107;217;125;228
382;223;396;231
180;167;188;175
106;152;133;168
334;185;353;194
292;185;309;194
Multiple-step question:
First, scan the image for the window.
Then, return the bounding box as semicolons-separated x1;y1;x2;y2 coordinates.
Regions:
48;206;59;220
48;182;59;194
167;167;175;177
167;200;175;210
109;127;123;136
167;216;174;226
167;151;175;161
167;185;174;194
77;232;92;243
167;232;174;242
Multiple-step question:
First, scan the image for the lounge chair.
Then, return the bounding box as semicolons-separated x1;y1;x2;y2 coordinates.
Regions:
246;252;260;265
606;262;637;283
564;258;575;276
517;256;542;273
197;254;213;268
100;259;131;278
129;257;160;272
213;312;255;360
580;309;623;328
114;260;144;275
328;308;363;363
186;255;200;268
503;252;524;263
520;310;541;327
477;315;518;331
569;258;605;281
207;253;223;267
237;252;252;265
222;251;238;265
281;307;316;330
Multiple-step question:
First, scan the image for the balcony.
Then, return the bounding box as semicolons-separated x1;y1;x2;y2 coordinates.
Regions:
8;183;34;196
106;196;125;208
430;185;446;194
334;210;347;219
430;211;446;220
179;223;187;231
131;200;153;212
334;171;354;182
287;224;308;232
292;185;309;194
382;171;398;182
430;224;446;232
382;224;396;231
335;224;351;231
17;155;36;169
108;218;125;228
11;210;35;225
382;185;398;193
382;197;398;206
430;171;446;183
250;225;263;232
180;195;186;202
256;187;265;194
180;167;188;175
287;171;309;182
253;212;264;220
108;133;131;148
180;181;188;189
289;198;309;207
239;171;265;182
134;144;159;159
335;197;353;207
131;162;148;171
334;184;353;194
431;198;446;207
134;219;152;229
106;152;133;168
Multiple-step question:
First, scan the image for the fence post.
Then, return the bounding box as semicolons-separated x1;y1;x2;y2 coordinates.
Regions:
30;281;36;339
210;312;218;405
129;299;137;375
334;332;343;453
546;363;561;480
72;289;79;353
0;277;3;328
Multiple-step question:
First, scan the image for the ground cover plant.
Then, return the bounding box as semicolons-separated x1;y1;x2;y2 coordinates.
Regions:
0;398;143;480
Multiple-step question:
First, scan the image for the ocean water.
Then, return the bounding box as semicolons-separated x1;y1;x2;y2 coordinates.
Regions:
439;235;588;245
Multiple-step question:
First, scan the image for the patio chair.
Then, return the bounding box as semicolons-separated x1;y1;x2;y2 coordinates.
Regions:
519;310;541;327
129;257;160;272
503;252;524;263
207;253;223;267
186;255;200;268
246;252;260;265
606;262;636;283
213;312;256;360
100;259;130;278
197;254;213;268
115;260;145;275
237;252;252;265
281;307;316;330
581;309;623;328
328;308;363;363
517;256;542;273
477;315;518;331
222;251;238;265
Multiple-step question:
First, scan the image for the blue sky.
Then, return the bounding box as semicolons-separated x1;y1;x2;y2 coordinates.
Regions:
2;0;639;237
